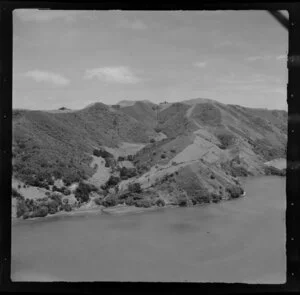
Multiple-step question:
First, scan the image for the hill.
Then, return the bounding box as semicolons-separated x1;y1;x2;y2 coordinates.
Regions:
12;98;287;219
12;102;151;186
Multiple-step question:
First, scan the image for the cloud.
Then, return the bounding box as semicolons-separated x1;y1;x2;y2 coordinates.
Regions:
24;70;70;86
117;19;147;30
14;9;83;22
194;62;207;68
245;55;273;62
84;66;141;84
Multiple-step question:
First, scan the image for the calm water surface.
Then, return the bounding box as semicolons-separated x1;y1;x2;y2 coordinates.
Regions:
11;176;286;283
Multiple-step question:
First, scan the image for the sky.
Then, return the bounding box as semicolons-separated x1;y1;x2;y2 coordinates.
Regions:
13;9;288;110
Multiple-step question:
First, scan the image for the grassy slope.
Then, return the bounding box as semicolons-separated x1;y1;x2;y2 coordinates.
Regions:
128;100;286;203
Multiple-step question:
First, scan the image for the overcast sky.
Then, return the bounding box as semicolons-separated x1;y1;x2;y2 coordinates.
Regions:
13;9;288;110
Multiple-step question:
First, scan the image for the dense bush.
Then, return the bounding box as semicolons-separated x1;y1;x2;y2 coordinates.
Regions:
74;181;97;203
53;185;71;194
120;167;137;180
191;193;210;204
127;155;133;161
16;199;28;218
135;199;152;208
264;166;286;176
32;205;48;218
230;166;249;177
125;197;135;206
216;131;236;149
226;185;243;199
211;193;222;203
93;149;112;159
62;173;80;186
94;197;103;206
50;192;63;205
155;198;165;207
177;194;188;207
106;176;120;187
128;183;142;194
102;195;119;207
118;156;125;161
12;188;24;199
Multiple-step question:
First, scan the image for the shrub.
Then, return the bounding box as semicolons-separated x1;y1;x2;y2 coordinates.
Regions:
62;204;72;212
161;154;167;159
226;185;243;199
93;149;112;159
120;167;137;179
63;198;69;204
50;192;63;205
48;206;58;215
135;199;152;208
177;194;188;207
102;195;119;207
150;139;155;143
118;156;125;161
94;197;103;206
127;155;133;161
32;205;48;218
125;197;135;206
264;166;286;176
170;148;176;153
62;174;80;186
210;174;215;180
128;183;142;194
12;188;24;199
22;212;30;220
216;131;236;149
16;199;28;218
154;127;162;133
74;181;96;203
231;166;249;177
118;192;132;200
106;176;120;187
155;198;165;207
63;188;71;196
211;193;222;203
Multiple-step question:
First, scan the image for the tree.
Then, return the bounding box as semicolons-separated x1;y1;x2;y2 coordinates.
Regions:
74;181;92;203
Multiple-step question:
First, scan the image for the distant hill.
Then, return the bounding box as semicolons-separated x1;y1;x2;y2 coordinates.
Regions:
118;101;157;130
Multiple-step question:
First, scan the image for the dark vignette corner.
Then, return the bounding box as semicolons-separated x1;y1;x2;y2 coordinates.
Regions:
0;1;299;294
0;0;13;290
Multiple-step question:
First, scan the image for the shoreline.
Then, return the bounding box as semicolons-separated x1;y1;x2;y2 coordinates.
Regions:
12;192;248;224
12;186;253;224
